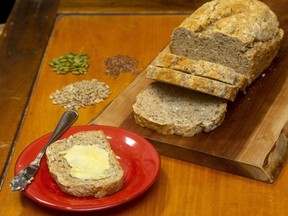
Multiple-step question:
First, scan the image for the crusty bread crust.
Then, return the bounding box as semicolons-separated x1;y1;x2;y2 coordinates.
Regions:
133;82;227;137
45;130;124;198
145;65;238;101
153;52;248;90
170;0;284;84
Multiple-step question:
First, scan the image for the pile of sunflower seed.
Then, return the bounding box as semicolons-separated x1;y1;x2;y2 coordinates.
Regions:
48;52;89;74
49;79;111;110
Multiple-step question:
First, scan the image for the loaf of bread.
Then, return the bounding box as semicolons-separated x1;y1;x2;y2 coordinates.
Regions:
133;82;227;137
154;52;248;90
170;0;284;84
133;0;283;137
46;130;124;198
146;65;239;101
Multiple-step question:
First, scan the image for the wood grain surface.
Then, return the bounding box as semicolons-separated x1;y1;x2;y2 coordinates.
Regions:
0;14;188;215
0;24;4;35
1;0;288;215
0;0;59;187
59;0;206;14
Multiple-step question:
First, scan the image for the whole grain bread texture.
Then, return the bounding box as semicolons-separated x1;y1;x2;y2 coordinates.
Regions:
46;130;124;198
154;52;248;90
170;0;284;84
132;82;227;137
146;65;239;101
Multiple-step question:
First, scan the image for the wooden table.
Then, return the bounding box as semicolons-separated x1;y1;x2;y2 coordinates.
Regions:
0;0;288;215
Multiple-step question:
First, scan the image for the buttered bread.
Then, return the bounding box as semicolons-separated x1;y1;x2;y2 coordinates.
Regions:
46;130;124;198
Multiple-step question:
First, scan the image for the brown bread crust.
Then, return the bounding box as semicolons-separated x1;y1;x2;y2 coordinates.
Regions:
154;52;248;90
170;0;284;84
146;65;239;101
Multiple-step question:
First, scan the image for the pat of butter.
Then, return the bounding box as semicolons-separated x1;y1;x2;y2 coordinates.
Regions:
62;145;110;180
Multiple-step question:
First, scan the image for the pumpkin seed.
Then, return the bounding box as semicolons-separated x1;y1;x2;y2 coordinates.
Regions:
49;52;89;75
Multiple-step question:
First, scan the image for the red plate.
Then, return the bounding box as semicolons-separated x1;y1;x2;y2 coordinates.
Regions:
14;125;161;212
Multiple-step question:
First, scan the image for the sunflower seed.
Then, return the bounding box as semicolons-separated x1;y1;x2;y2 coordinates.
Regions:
49;79;111;110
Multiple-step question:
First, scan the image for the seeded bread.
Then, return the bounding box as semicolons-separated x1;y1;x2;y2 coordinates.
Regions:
146;65;238;101
170;0;284;84
154;52;248;90
133;82;227;137
45;130;124;198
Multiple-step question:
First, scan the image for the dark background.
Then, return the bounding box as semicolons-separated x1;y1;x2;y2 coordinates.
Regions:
0;0;15;23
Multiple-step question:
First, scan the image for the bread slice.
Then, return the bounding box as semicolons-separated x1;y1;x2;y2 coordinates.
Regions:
132;82;227;137
45;130;124;198
145;65;239;101
169;0;284;84
153;52;248;90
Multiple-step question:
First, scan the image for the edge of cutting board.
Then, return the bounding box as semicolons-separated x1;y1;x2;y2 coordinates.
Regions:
90;45;288;183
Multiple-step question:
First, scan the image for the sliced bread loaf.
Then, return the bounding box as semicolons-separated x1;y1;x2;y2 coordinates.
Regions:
154;52;248;90
46;130;124;198
132;82;227;137
145;65;239;101
170;0;284;84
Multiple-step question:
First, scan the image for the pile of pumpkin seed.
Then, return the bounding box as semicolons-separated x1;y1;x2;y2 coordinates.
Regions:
48;52;89;74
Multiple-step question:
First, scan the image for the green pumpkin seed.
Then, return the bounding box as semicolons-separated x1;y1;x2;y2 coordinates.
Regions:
48;52;89;75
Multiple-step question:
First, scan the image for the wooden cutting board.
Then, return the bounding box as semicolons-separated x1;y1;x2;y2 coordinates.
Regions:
91;4;288;183
91;50;288;183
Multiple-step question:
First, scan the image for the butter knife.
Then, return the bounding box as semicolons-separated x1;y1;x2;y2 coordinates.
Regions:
10;110;78;191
